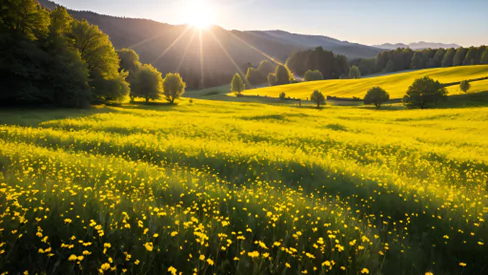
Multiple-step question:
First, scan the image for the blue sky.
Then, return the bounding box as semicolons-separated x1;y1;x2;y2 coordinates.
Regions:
54;0;488;46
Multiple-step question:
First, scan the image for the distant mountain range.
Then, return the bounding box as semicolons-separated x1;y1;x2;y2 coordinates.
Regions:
373;42;461;50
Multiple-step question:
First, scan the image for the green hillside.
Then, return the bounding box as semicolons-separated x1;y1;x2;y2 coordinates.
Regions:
242;65;488;99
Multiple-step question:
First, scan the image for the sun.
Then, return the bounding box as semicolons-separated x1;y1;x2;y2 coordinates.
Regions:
185;1;216;29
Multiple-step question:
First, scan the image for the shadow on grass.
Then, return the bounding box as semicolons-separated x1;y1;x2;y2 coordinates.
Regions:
0;105;117;127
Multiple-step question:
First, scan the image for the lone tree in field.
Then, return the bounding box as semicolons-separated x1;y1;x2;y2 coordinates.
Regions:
349;65;361;79
310;90;326;108
231;73;245;96
163;73;186;104
403;76;448;109
364;87;390;109
279;92;287;100
460;80;471;94
132;64;163;103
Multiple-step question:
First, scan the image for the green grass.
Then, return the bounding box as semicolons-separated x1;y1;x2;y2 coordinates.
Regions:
1;99;488;274
241;65;488;99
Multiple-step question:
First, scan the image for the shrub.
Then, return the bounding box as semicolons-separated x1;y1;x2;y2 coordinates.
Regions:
460;80;471;94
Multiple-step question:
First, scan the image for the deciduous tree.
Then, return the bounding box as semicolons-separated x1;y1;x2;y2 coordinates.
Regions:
163;72;186;104
403;76;448;109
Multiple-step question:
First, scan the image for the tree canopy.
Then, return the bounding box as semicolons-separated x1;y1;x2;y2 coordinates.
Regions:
0;0;129;106
348;66;361;79
310;90;326;108
460;80;471;94
275;65;294;85
286;47;348;79
132;64;163;102
231;73;245;95
163;73;186;104
304;70;324;81
364;87;390;108
403;76;448;109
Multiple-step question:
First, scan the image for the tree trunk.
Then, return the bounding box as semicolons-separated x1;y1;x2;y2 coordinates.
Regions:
145;97;149;103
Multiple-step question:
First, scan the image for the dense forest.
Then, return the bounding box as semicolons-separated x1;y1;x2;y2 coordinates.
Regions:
0;0;187;107
0;0;130;106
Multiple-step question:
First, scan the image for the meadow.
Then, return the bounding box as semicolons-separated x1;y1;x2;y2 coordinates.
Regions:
241;65;488;100
0;98;488;275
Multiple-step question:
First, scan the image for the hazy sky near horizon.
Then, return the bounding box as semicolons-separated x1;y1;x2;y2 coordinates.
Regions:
54;0;488;47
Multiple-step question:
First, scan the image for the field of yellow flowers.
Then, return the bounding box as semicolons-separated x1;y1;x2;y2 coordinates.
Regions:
0;100;487;274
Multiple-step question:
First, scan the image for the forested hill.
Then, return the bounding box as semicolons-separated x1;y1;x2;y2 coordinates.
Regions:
37;0;382;89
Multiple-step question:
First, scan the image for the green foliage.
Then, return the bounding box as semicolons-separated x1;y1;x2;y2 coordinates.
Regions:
385;60;395;73
163;72;186;104
364;87;390;108
453;47;468;66
460;80;471;94
275;65;294;85
231;73;245;95
91;71;130;102
303;70;324;81
117;48;142;74
267;73;277;87
132;64;163;102
403;76;448;109
310;90;325;108
246;67;265;85
0;0;133;106
348;65;361;79
410;52;425;69
432;49;446;67
0;0;50;39
286;47;348;79
279;92;286;100
257;60;275;76
442;48;456;67
482;48;488;64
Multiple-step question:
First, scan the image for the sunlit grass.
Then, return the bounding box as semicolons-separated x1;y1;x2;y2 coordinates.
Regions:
242;65;488;99
1;100;487;274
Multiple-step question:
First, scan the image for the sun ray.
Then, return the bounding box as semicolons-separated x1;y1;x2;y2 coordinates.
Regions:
199;30;205;89
226;31;284;66
176;28;198;72
207;31;252;88
152;25;192;64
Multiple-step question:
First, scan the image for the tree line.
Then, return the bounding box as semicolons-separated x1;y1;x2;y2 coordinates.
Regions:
0;0;185;107
351;46;488;76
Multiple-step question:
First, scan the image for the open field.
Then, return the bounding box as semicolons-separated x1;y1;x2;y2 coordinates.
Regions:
1;100;488;274
241;65;488;100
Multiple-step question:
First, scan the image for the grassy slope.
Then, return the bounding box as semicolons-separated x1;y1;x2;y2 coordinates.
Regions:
1;99;488;274
242;65;488;99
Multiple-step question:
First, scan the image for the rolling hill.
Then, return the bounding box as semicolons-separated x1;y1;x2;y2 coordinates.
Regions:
241;65;488;99
38;0;382;89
